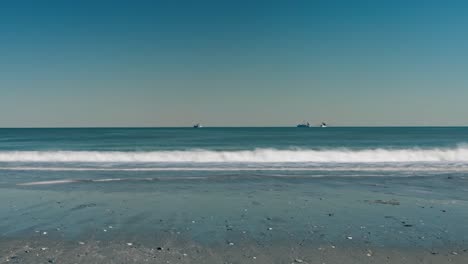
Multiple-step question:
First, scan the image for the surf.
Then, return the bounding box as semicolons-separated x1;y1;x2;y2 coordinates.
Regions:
1;146;468;163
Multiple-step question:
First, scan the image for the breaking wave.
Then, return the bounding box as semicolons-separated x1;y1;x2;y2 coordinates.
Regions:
1;147;468;163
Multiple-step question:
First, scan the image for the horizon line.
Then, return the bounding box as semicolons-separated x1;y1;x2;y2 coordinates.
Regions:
1;125;468;129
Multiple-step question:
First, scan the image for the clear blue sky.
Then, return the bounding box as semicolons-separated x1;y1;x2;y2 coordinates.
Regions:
1;0;467;127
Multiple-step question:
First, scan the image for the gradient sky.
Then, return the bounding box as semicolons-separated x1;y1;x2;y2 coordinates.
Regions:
1;0;467;127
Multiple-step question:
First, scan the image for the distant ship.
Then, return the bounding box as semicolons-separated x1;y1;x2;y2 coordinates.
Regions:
297;121;310;128
320;122;327;128
193;123;203;128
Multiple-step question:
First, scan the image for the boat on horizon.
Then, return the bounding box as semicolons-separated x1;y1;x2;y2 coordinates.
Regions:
193;123;203;128
296;121;310;128
320;122;327;127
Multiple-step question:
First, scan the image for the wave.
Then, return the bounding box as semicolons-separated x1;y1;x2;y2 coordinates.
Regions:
4;166;468;172
1;147;468;163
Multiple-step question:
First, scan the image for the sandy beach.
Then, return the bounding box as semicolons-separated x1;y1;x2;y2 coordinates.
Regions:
1;172;468;263
1;237;467;264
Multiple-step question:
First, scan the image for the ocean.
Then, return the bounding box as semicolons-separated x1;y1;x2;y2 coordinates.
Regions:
1;127;467;263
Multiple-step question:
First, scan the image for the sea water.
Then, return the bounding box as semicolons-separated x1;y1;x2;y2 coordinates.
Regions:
0;127;467;261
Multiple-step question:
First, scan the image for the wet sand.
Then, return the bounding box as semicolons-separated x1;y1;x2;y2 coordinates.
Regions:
1;173;468;263
1;237;467;264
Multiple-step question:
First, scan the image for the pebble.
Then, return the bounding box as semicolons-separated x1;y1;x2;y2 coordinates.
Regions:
347;236;353;240
267;227;273;231
294;259;304;263
126;243;133;246
228;242;235;246
41;247;48;251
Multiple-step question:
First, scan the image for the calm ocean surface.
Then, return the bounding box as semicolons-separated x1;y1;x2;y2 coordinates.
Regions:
1;127;467;254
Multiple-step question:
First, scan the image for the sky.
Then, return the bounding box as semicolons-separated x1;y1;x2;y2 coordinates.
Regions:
1;0;467;127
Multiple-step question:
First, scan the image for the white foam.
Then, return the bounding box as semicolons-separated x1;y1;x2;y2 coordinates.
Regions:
1;147;468;163
18;179;78;186
3;166;468;172
16;177;208;186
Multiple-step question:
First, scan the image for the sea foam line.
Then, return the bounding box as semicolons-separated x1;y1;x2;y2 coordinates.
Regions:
1;147;468;163
18;179;80;185
3;166;468;172
17;177;208;186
